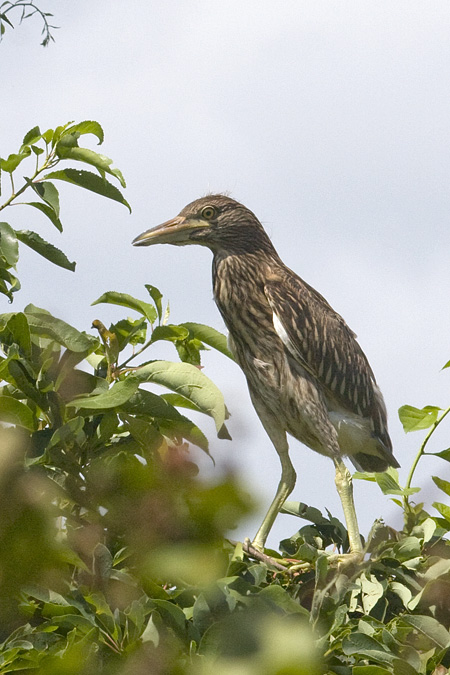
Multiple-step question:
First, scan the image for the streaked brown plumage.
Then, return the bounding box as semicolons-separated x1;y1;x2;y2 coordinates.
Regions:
133;194;398;556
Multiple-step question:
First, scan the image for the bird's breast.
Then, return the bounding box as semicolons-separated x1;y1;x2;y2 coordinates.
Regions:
214;287;278;368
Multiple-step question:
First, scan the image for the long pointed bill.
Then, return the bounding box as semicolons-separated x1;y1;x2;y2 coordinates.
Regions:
132;216;186;246
132;215;208;247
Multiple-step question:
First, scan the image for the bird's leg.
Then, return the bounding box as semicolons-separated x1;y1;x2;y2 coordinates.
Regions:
251;434;296;552
333;457;363;561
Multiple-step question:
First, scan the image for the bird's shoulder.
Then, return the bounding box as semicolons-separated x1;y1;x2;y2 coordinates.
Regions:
265;266;358;343
264;266;376;415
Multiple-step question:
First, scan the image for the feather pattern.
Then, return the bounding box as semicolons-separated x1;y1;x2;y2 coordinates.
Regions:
133;193;400;551
264;271;397;471
135;193;398;473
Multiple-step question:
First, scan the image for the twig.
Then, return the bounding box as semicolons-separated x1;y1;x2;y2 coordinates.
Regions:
241;538;292;574
403;405;450;510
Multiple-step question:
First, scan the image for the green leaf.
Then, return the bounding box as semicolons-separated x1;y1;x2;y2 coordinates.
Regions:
57;132;80;149
0;268;20;298
64;121;104;144
0;396;37;430
342;632;388;655
257;585;309;616
52;122;75;147
392;660;422;675
357;574;385;613
60;549;90;573
68;378;139;410
93;543;113;581
30;181;60;217
398;405;440;432
25;201;63;232
433;476;450;496
132;360;227;432
402;614;450;649
160;418;209;453
15;230;76;271
0;222;19;266
180;322;235;360
46;614;96;630
6;312;31;356
48;417;85;448
374;468;420;497
124;415;164;453
0;277;19;301
374;473;401;495
151;599;189;638
22;126;42;147
45;168;131;212
24;305;98;352
0;13;14;30
4;359;48;409
161;392;203;413
0;149;31;173
353;668;392;675
162;393;231;441
23;586;71;606
84;591;116;636
281;501;326;524
433;501;450;523
55;146;126;187
145;284;163;322
92;291;157;323
389;581;412;607
141;614;160;646
392;536;422;561
217;422;232;440
150;325;190;343
42;128;54;144
342;632;394;666
123;388;192;421
353;472;377;482
112;317;147;350
175;336;205;365
433;448;450;462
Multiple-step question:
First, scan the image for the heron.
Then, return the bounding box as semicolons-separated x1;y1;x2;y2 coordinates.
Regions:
132;195;398;561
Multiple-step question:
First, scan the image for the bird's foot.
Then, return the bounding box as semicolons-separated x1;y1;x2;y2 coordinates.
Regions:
243;537;261;553
241;539;363;575
242;538;291;573
286;550;364;574
326;550;364;568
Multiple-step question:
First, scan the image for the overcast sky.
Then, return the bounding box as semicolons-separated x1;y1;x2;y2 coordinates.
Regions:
2;1;450;547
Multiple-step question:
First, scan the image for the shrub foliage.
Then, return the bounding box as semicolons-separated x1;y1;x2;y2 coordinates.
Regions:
1;122;450;674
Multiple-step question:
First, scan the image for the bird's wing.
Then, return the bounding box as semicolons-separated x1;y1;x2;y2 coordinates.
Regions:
264;270;382;424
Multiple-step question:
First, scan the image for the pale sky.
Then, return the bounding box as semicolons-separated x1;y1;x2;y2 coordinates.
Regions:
2;1;450;547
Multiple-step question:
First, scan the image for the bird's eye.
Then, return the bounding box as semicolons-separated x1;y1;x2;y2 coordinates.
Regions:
201;206;216;220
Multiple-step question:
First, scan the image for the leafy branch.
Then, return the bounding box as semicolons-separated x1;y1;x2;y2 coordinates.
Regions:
2;123;450;673
0;0;57;46
0;120;130;301
395;377;450;532
403;405;450;503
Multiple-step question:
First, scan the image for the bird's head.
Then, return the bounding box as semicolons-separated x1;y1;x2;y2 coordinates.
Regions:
132;194;274;255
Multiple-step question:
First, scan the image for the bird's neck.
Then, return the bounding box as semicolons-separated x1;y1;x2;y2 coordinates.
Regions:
212;249;280;334
208;224;278;258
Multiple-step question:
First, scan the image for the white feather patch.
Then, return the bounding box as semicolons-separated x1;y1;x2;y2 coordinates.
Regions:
272;312;294;354
272;311;313;374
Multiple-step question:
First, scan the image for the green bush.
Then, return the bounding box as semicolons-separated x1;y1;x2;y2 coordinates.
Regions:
3;3;450;660
0;119;450;675
1;7;448;674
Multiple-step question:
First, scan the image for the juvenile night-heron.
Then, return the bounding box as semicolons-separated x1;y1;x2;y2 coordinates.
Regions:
133;195;398;559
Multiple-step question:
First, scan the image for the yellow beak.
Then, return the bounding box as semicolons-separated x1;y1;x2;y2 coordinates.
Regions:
132;216;192;247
